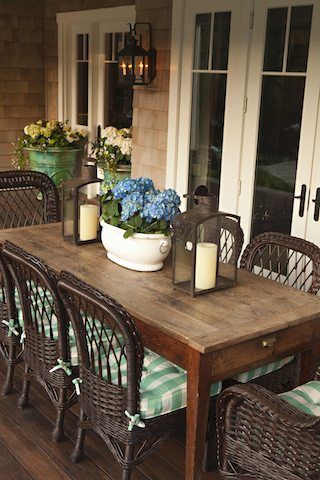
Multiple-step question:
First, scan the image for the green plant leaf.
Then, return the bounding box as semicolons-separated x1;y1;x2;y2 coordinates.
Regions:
123;228;134;238
126;214;142;229
109;217;119;227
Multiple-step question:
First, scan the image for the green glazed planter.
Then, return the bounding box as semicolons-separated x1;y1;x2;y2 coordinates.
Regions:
26;147;81;188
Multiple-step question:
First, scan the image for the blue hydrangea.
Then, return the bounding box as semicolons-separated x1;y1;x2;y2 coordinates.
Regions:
109;178;181;227
142;189;181;223
121;192;144;221
112;177;155;200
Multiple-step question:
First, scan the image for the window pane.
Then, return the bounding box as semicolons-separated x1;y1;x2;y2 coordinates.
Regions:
114;32;123;58
188;73;227;201
251;76;305;237
104;64;133;128
77;34;84;60
77;62;88;126
287;5;313;72
212;12;231;70
193;13;211;70
105;33;112;61
263;8;287;71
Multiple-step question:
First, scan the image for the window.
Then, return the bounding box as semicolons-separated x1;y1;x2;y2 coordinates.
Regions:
57;6;135;141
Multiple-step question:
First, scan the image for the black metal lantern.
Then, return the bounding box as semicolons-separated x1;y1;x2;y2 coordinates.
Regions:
62;163;102;245
118;23;156;86
172;188;240;296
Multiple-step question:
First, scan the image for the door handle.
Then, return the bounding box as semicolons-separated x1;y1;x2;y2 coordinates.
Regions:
312;188;320;221
294;184;307;217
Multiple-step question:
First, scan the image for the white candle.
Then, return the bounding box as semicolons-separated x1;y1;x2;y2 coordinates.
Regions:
79;204;99;241
195;242;218;290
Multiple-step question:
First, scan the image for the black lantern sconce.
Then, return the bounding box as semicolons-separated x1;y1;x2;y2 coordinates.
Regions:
172;187;241;297
118;23;156;86
62;163;102;245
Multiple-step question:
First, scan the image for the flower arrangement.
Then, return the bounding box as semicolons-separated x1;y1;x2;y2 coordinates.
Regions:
91;126;132;174
13;120;87;168
101;177;181;238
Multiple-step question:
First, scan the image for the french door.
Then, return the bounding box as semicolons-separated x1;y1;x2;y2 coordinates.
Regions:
239;0;320;245
177;0;320;245
176;0;251;212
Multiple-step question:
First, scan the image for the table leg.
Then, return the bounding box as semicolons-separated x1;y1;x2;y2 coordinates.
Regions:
300;338;320;383
186;348;212;480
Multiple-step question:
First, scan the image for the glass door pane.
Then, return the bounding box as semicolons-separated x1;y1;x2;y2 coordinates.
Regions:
104;32;133;128
188;11;231;203
251;5;313;238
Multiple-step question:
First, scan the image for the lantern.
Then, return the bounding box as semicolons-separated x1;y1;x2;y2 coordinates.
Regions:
118;23;156;86
62;163;102;245
172;188;240;296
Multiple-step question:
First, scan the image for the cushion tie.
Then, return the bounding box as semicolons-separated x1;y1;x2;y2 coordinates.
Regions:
49;358;72;376
72;377;82;395
125;410;145;431
20;330;26;348
2;319;19;337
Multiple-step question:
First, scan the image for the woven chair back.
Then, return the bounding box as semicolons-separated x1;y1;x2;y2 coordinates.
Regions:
0;246;18;326
0;171;60;229
2;241;69;376
57;271;144;421
240;232;320;294
219;216;244;264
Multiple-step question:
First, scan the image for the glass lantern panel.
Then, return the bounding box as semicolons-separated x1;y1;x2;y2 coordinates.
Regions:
173;222;195;292
195;215;237;292
134;55;145;84
195;217;220;292
78;184;100;242
119;55;134;83
63;184;75;241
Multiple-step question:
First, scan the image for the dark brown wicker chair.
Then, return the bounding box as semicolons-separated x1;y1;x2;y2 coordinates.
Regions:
232;232;320;393
0;170;60;228
0;246;22;395
2;241;77;442
217;369;320;479
57;271;186;480
0;170;60;394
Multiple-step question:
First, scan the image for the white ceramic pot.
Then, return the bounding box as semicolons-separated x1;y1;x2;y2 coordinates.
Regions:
100;220;172;272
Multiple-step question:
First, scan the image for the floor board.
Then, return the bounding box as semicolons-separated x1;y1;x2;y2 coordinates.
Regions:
0;362;221;479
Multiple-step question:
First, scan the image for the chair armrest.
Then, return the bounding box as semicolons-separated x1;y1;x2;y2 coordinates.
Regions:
217;383;320;430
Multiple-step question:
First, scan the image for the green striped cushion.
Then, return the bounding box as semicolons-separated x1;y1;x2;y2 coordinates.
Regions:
232;356;295;383
98;347;222;419
11;292;222;419
279;381;320;416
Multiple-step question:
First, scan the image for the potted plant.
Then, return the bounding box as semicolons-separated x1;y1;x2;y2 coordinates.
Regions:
14;120;87;187
100;177;181;271
91;126;132;181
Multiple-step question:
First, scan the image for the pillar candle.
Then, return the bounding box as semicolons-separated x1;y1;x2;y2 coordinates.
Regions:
195;242;218;290
79;204;99;241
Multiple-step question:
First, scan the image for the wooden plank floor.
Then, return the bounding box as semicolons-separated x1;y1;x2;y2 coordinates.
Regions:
0;362;221;480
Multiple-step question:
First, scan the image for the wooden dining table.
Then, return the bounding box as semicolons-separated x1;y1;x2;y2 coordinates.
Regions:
2;223;320;479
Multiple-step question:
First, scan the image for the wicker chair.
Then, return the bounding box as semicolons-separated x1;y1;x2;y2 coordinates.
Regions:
0;171;60;394
57;271;203;480
217;370;320;479
2;241;77;442
0;170;60;228
228;232;320;393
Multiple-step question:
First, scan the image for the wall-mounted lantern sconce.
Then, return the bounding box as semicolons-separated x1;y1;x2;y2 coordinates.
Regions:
118;23;156;86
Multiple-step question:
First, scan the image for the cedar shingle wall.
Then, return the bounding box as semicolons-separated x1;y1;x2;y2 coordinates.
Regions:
0;0;45;169
131;0;172;188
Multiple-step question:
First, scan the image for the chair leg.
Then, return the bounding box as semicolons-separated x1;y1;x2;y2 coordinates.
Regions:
2;344;16;395
71;409;86;463
122;444;134;480
18;364;31;409
52;387;67;443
